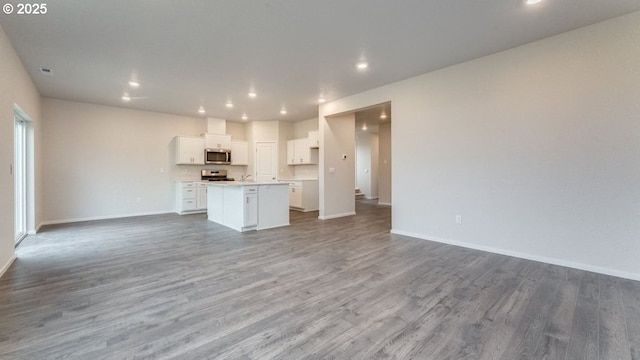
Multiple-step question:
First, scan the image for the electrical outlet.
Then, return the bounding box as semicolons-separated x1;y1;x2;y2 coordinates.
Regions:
456;215;462;224
160;168;164;174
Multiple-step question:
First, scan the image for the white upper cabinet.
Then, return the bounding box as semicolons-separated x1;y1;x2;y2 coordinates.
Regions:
205;133;232;150
308;131;319;148
287;138;318;165
175;136;204;165
230;141;248;165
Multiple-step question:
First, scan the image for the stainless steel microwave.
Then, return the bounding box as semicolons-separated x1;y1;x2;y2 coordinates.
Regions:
204;148;231;165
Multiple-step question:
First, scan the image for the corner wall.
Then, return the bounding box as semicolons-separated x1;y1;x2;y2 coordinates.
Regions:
378;123;392;205
320;11;640;280
319;113;355;219
0;25;41;276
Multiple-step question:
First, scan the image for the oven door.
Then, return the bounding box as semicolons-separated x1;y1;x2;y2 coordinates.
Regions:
205;149;231;164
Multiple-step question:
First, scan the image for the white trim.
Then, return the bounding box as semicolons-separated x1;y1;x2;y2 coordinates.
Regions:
176;209;207;215
0;255;17;279
293;208;318;213
26;229;36;235
318;211;356;220
365;196;379;200
390;229;640;282
39;211;174;227
377;202;392;206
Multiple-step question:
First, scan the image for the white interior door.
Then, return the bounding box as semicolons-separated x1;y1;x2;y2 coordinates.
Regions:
255;141;278;182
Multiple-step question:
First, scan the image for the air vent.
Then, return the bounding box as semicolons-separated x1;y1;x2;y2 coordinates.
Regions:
39;67;54;76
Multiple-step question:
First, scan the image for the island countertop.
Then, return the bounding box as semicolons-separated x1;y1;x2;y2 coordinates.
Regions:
206;181;289;187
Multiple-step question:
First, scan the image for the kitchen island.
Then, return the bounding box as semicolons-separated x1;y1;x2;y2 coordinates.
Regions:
207;181;290;232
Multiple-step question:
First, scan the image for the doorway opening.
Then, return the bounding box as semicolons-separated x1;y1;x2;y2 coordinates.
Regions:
317;101;392;228
354;102;391;208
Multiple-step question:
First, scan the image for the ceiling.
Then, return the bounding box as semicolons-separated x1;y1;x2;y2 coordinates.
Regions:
356;103;391;134
1;1;639;122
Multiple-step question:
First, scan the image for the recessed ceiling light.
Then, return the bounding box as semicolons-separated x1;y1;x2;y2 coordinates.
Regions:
380;113;387;119
525;0;542;5
318;97;326;104
121;93;131;101
198;106;205;114
128;80;140;88
248;91;257;98
356;61;368;70
280;108;287;115
241;114;248;120
225;101;233;108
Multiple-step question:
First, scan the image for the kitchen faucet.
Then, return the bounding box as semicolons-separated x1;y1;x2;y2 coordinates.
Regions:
240;174;251;182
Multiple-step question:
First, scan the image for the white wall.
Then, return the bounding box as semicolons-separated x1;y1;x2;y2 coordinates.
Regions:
356;133;372;197
320;12;640;280
0;25;41;276
226;121;246;140
278;121;294;180
356;132;380;199
371;133;379;199
319;113;355;219
293;117;318;138
41;98;208;223
378;123;392;205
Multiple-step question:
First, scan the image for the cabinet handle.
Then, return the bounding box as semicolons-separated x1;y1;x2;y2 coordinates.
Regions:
246;196;249;204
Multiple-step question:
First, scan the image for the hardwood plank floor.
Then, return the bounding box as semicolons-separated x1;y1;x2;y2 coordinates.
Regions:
0;200;638;359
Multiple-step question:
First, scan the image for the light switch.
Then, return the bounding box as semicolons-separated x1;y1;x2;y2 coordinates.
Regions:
329;167;335;174
342;154;347;160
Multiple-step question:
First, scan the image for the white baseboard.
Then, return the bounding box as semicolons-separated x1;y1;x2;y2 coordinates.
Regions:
39;210;175;227
390;229;640;282
319;211;356;220
257;223;290;231
0;254;17;279
365;196;379;200
377;202;392;206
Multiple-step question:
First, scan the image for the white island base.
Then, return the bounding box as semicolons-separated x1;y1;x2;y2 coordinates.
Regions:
207;182;290;232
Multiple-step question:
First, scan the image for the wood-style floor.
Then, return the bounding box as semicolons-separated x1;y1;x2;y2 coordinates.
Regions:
1;200;639;359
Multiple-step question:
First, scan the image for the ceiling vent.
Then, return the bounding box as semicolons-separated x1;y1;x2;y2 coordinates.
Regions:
39;67;54;76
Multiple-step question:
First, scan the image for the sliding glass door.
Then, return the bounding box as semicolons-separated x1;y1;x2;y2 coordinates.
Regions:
14;115;27;244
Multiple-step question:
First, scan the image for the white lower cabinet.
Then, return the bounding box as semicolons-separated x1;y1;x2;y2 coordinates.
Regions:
244;190;258;228
222;185;258;231
176;181;207;214
283;180;318;212
289;185;302;208
207;183;290;232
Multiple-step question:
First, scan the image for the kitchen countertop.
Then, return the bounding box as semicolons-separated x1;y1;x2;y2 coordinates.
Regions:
206;181;288;186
